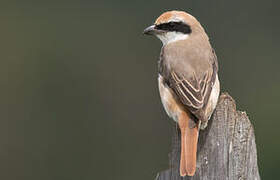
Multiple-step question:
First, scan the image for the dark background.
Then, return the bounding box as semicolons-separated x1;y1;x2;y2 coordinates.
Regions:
0;0;279;179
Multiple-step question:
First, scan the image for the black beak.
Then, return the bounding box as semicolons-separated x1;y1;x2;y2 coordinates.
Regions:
143;25;157;35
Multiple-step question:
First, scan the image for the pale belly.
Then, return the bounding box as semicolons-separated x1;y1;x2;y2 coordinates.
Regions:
204;75;220;120
158;74;185;122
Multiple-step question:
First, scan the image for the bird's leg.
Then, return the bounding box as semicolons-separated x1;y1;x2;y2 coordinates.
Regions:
178;111;199;177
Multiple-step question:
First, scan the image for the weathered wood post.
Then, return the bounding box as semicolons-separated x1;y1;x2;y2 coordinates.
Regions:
156;93;261;180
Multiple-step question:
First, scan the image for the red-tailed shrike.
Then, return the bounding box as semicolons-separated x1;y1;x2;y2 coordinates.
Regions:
144;11;220;176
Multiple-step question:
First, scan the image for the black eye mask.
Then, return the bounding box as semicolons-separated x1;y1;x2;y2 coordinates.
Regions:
155;21;192;34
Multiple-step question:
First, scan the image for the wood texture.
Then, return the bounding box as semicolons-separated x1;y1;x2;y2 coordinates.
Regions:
156;93;261;180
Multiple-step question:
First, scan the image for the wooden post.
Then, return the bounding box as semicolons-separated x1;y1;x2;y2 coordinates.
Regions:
156;93;261;180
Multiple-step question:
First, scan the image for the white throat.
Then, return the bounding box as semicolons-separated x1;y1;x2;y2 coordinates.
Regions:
156;32;189;45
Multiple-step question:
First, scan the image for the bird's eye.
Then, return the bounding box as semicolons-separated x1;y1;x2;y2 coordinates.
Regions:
155;21;191;34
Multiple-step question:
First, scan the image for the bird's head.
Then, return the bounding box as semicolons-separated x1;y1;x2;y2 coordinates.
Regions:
144;11;203;45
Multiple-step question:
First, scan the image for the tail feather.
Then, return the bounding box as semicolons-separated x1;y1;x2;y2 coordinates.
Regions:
179;113;199;177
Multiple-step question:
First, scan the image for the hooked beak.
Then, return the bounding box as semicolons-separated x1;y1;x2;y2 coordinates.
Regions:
143;25;163;35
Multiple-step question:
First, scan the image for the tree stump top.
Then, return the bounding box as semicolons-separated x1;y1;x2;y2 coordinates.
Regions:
156;93;261;180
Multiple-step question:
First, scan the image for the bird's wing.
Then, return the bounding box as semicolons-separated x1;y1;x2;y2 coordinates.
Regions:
167;53;218;121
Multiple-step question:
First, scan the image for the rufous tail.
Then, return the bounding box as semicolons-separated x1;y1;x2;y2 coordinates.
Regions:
178;112;199;177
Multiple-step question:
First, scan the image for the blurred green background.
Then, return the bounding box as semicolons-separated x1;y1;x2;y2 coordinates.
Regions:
0;0;279;179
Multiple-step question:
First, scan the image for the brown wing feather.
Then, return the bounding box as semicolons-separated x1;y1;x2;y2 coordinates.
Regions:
166;52;218;122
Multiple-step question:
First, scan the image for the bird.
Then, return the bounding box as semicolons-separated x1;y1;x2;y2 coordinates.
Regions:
143;11;220;177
